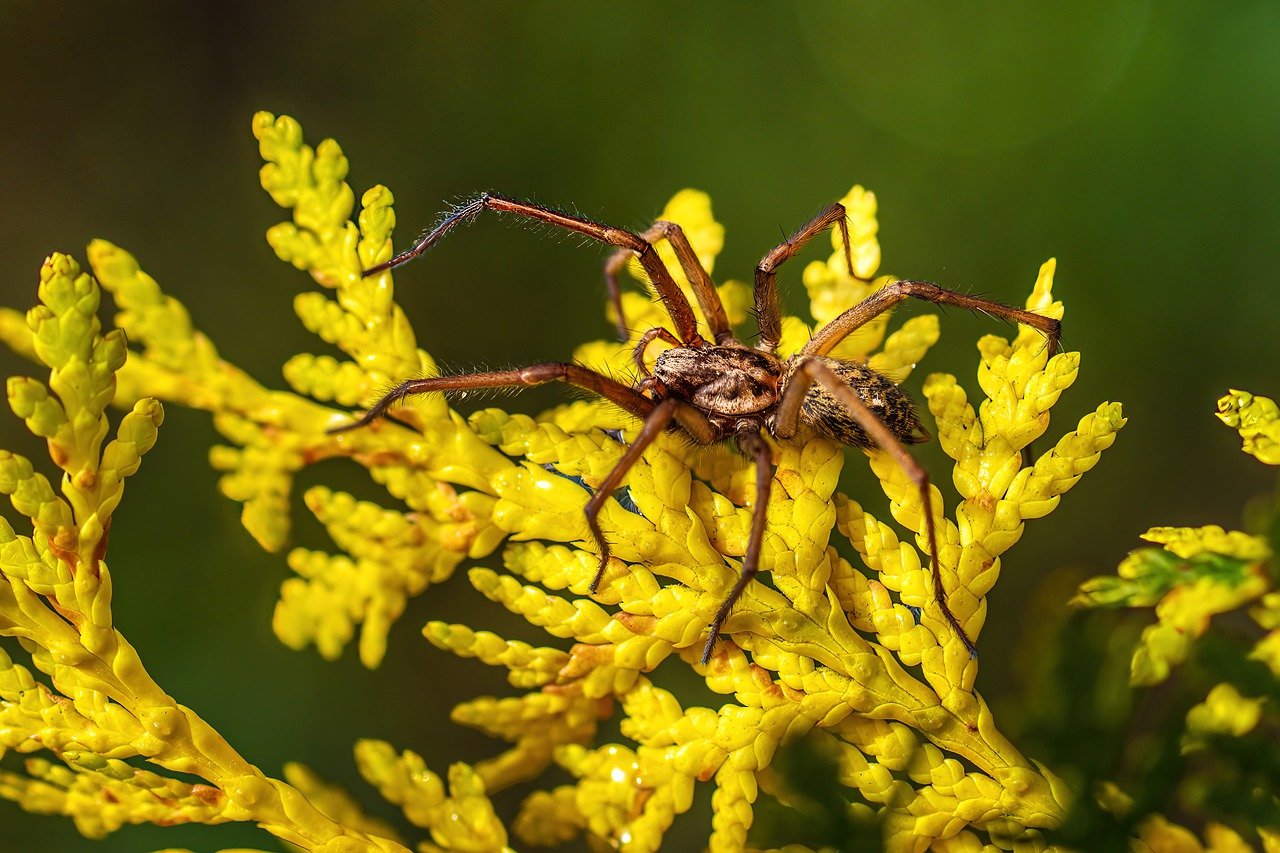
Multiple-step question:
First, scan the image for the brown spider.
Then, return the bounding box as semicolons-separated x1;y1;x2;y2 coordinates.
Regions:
335;192;1060;664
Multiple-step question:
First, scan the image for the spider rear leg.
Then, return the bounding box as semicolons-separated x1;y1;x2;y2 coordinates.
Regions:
801;276;1061;497
364;192;705;346
802;278;1061;359
755;201;854;353
605;220;735;344
775;357;979;658
328;363;657;434
702;429;774;664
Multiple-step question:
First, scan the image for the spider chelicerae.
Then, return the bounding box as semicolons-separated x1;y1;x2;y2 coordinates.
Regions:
334;192;1060;663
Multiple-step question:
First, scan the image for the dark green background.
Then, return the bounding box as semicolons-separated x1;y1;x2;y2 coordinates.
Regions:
1;2;1277;850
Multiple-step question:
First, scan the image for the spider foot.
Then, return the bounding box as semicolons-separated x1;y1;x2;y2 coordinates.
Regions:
699;631;718;666
327;414;377;435
701;602;734;665
588;551;610;594
942;609;979;660
327;402;421;436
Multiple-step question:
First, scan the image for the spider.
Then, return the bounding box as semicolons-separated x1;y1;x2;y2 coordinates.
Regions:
335;192;1060;664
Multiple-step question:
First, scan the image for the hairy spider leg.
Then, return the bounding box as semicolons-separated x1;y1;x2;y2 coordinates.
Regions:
702;429;774;664
803;276;1062;468
802;279;1061;359
775;358;979;658
330;363;719;606
585;397;715;592
363;192;705;346
782;281;1060;656
328;363;657;434
755;202;855;354
604;220;735;344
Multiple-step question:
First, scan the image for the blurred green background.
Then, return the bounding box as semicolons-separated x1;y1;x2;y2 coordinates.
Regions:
1;1;1277;850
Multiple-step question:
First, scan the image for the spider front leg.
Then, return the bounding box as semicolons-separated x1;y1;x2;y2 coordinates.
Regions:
583;398;715;592
604;220;735;344
774;357;979;658
755;201;854;353
328;362;657;434
702;429;774;664
364;192;706;346
330;365;718;608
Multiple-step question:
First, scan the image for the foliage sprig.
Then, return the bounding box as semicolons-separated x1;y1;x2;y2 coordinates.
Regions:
0;111;1202;852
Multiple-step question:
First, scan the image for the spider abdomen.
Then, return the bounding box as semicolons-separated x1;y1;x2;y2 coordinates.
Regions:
653;345;782;416
793;357;927;448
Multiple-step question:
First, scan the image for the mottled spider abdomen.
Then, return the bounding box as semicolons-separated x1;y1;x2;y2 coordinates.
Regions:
653;345;782;416
794;356;927;448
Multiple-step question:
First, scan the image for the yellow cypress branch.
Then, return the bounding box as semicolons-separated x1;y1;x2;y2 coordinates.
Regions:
0;111;1137;850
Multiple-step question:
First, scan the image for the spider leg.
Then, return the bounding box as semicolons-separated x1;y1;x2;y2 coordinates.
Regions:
328;363;656;434
605;220;735;344
632;326;682;376
703;429;774;664
584;398;715;592
775;357;978;658
801;279;1061;358
755;202;854;354
365;193;705;346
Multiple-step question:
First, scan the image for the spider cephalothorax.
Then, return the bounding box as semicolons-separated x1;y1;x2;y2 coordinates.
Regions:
651;345;781;425
335;192;1059;662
